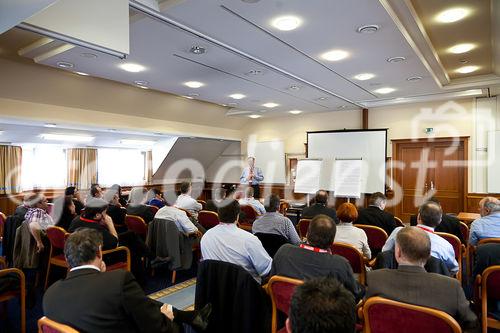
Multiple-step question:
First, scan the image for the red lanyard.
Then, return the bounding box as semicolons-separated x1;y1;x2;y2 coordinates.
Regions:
300;243;331;254
417;225;434;233
80;217;98;224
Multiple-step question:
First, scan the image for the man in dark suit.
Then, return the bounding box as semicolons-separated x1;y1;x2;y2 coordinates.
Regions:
43;228;210;333
410;197;464;243
366;226;477;331
355;192;397;235
301;190;337;222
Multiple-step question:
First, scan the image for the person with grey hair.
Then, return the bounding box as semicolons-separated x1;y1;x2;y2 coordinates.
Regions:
240;156;264;199
367;227;477;331
43;229;211;333
469;196;500;245
355;192;397;235
24;193;55;253
126;187;155;224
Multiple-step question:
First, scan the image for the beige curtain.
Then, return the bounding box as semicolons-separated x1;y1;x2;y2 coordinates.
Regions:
0;145;22;194
145;150;153;184
67;148;97;189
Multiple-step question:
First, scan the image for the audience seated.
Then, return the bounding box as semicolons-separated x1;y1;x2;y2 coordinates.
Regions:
110;184;128;207
473;243;500;278
334;203;371;259
104;190;127;232
355;192;397;236
146;188;166;209
43;229;211;333
64;187;85;213
366;226;477;331
271;214;363;301
205;187;226;213
252;194;301;245
469;196;500;246
126;188;155;224
175;181;203;219
14;193;32;219
200;200;272;283
88;184;103;201
69;198;118;250
286;277;356;333
238;187;265;215
301;190;337;222
410;197;464;243
155;204;201;235
25;193;55;253
52;195;77;231
383;201;459;273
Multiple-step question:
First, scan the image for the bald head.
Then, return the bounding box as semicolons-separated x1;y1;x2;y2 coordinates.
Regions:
479;197;500;217
395;227;431;266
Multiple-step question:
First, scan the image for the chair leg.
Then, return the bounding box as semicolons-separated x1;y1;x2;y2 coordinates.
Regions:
44;262;51;290
20;272;26;333
171;270;176;285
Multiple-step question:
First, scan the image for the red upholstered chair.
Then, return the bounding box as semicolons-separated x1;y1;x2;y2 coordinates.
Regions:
361;296;461;333
38;316;79;333
198;210;220;230
125;214;148;239
0;211;6;242
197;200;207;210
297;219;311;240
0;257;26;333
239;205;258;231
460;222;469;246
267;275;303;333
147;205;159;215
394;216;405;227
355;225;388;256
479;265;500;333
279;201;289;216
102;246;131;272
436;232;465;282
331;242;367;285
45;226;70;290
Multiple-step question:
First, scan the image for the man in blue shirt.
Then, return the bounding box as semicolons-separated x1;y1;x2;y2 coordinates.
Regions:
382;201;458;273
240;156;264;199
201;199;272;283
469;197;500;246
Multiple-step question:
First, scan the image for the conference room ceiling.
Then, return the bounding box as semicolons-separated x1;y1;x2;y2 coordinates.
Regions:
0;0;498;118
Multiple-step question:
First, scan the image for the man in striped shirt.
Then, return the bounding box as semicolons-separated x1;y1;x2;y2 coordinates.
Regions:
25;193;55;252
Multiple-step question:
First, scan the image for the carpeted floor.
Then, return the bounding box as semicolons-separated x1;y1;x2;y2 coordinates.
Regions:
149;278;197;310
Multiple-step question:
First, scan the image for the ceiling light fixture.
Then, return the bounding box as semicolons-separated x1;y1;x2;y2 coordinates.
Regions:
119;63;145;73
121;139;156;146
41;133;94;143
44;123;57;128
436;8;470;23
374;87;396;94
229;93;246;100
262;102;279;108
354;73;375;81
407;76;422;82
81;53;97;58
271;15;302;31
190;46;206;54
288;85;301;91
321;49;349;61
338;105;347;109
456;65;479;74
56;61;74;69
245;69;264;76
75;71;89;76
448;43;475;54
289;110;302;114
134;80;149;86
182;95;194;99
187;93;199;97
184;81;204;88
316;97;328;101
249;114;262;119
138;85;149;89
387;56;406;63
356;25;379;33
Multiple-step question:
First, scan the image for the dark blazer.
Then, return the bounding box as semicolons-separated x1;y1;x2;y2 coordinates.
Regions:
355;206;397;235
69;216;118;250
43;268;179;333
366;265;477;330
410;214;464;243
127;204;155;224
373;250;450;276
473;243;500;278
301;203;338;222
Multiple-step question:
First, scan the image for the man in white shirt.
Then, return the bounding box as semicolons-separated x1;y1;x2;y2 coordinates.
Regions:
175;181;203;219
239;156;264;199
238;187;265;215
155;205;200;235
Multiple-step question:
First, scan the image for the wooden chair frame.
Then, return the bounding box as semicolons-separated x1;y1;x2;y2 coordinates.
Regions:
102;246;131;272
361;296;461;333
469;238;500;284
355;224;388;250
435;232;465;282
479;265;500;333
297;218;311;240
38;316;79;333
0;211;6;242
267;275;303;333
198;210;220;229
331;242;368;285
394;216;405;227
0;257;26;333
125;214;148;238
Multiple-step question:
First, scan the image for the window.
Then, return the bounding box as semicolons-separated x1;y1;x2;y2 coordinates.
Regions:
97;148;146;186
21;145;67;190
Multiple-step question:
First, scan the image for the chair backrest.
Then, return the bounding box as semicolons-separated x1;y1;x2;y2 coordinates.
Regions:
254;233;289;258
268;275;303;333
0;211;6;240
297;218;311;239
46;226;69;250
459;222;469;245
279;201;289;216
482;265;500;302
331;242;366;284
394;216;405;227
147;205;159;215
197;200;207;210
436;233;462;260
355;224;388;252
38;316;79;333
239;205;258;225
198;210;220;230
362;296;461;333
124;214;147;237
478;238;500;245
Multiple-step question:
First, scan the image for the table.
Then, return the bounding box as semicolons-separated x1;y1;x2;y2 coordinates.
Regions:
457;212;481;224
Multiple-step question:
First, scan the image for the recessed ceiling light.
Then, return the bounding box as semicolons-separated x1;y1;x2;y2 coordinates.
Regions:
184;81;204;88
288;85;301;91
436;8;470;23
316;97;328;101
229;93;246;100
41;133;94;142
220;103;228;107
289;110;302;114
356;25;379;33
245;69;264;76
121;139;156;146
119;63;145;73
448;43;475;54
56;61;74;69
44;123;57;128
134;80;149;86
262;102;279;108
374;87;396;94
190;46;206;54
138;85;149;89
456;65;479;74
249;114;262;119
75;71;89;76
81;53;97;58
407;76;422;82
182;95;194;99
354;73;375;81
241;0;261;3
271;15;302;31
338;105;347;109
387;56;406;63
321;49;349;61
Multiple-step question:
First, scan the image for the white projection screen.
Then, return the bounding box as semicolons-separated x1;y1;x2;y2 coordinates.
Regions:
307;130;387;194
